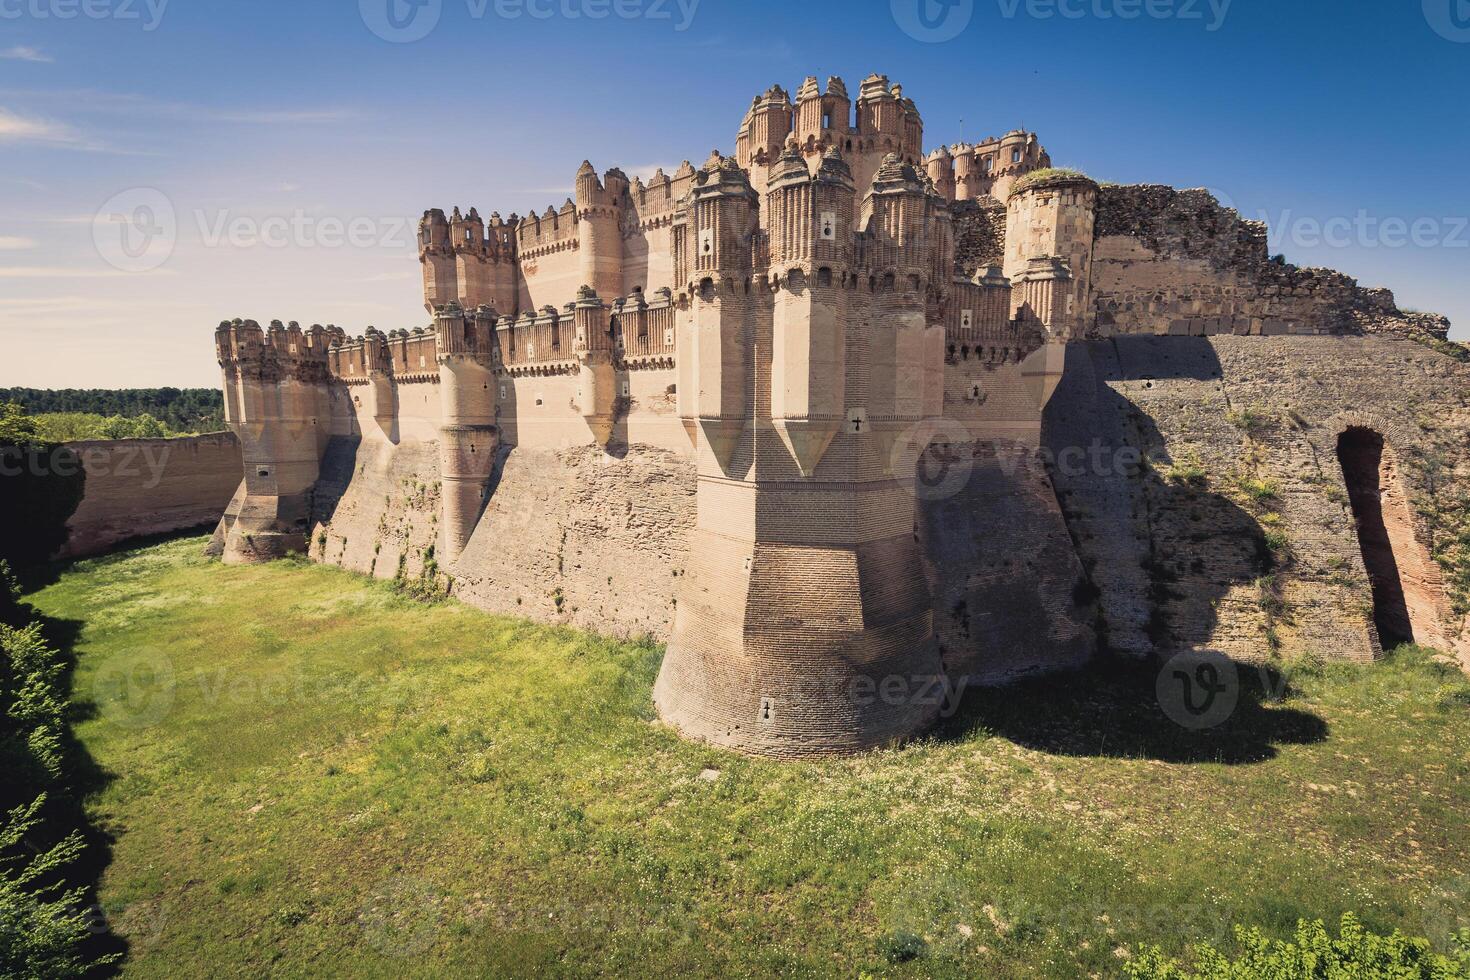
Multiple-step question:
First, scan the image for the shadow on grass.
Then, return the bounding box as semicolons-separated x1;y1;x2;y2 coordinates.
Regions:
935;655;1328;764
5;604;128;974
15;522;219;596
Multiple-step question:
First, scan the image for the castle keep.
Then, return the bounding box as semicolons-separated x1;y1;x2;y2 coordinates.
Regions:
211;73;1470;757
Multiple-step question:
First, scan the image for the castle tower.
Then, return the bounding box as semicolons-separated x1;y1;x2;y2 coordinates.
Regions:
739;85;795;194
575;161;626;301
435;302;499;565
675;152;758;470
419;209;455;312
573;286;617;445
1004;171;1098;339
655;149;948;757
215;318;331;564
795;76;851;159
925;145;956;202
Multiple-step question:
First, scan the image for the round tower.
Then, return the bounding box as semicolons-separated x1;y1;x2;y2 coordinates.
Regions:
435;302;498;565
575;161;624;301
1004;170;1098;339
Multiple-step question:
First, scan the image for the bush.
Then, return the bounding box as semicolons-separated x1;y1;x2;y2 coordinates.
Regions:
0;796;112;979
0;571;114;976
1125;913;1470;979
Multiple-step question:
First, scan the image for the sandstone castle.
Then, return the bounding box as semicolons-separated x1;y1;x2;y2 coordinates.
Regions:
209;72;1470;757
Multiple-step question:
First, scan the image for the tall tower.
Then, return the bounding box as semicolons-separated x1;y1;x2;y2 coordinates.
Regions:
214;319;333;563
655;150;949;757
575;161;626;301
1004;171;1098;339
435;302;499;565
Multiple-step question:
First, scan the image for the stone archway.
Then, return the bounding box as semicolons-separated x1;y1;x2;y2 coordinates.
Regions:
1336;426;1440;650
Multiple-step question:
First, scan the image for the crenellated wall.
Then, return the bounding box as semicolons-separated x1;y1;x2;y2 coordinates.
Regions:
208;68;1470;760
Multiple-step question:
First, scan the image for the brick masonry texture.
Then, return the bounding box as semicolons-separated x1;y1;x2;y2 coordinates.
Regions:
59;432;241;559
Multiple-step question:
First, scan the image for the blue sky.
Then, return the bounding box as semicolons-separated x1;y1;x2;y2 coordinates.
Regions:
2;0;1467;387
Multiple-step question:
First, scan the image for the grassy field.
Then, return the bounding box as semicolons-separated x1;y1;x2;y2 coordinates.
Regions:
23;535;1470;977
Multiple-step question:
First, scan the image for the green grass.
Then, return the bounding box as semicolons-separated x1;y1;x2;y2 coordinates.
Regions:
23;537;1470;978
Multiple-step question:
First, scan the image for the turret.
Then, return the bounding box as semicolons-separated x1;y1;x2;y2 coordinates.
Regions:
435;301;498;564
213;316;331;564
795;76;852;156
420;209;456;313
572;285;616;445
678;152;758;471
575;161;625;301
1003;170;1098;339
925;145;955;201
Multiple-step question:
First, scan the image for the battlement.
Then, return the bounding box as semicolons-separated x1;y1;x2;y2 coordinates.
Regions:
925;131;1051;204
215;318;338;383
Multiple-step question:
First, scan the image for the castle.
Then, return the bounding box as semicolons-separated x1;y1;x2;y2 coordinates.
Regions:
210;72;1470;757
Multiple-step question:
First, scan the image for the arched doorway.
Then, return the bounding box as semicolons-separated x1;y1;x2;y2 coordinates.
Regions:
1336;427;1425;649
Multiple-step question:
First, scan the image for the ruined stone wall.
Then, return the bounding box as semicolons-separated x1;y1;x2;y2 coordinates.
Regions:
1092;185;1455;345
1045;334;1470;667
60;433;242;559
951;197;1006;276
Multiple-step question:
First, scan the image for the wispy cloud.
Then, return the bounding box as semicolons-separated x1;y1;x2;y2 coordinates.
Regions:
356;270;416;283
0;106;85;146
0;237;37;251
0;46;52;64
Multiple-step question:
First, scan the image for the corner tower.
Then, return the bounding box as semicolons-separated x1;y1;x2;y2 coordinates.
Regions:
1003;170;1098;338
655;150;949;757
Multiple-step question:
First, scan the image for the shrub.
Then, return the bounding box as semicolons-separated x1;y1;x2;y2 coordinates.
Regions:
1124;913;1470;979
0;571;114;976
0;796;114;979
1226;407;1270;433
